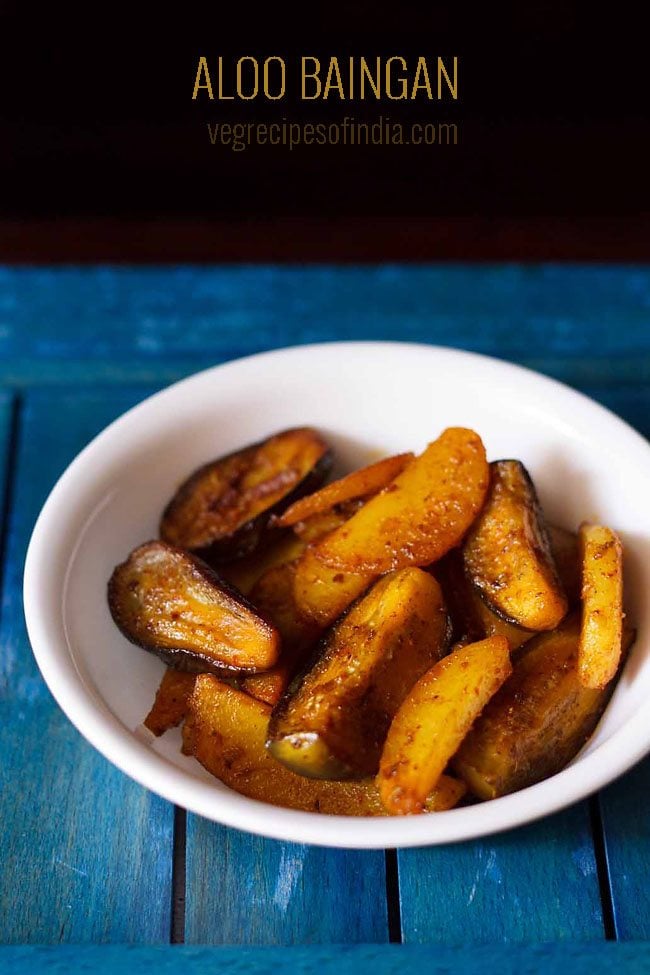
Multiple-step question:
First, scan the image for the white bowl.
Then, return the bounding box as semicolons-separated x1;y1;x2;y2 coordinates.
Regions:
24;342;650;849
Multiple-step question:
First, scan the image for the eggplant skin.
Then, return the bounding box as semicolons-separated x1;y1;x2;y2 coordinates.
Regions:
463;460;568;632
453;614;635;799
108;540;280;673
267;567;451;780
183;676;466;816
160;428;332;564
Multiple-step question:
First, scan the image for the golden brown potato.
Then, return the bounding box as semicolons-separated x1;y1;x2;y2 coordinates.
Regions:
454;614;634;799
463;460;568;631
143;668;196;736
275;453;414;527
108;541;280;672
219;533;306;596
292;545;374;627
578;523;624;689
268;568;451;779
315;428;489;575
160;428;332;562
184;675;466;815
241;559;321;706
549;525;581;605
291;499;364;543
378;636;512;815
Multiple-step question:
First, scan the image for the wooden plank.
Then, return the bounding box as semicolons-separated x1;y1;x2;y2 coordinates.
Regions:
599;760;650;940
0;388;174;944
184;819;388;944
0;389;13;549
1;267;650;385
397;382;649;945
581;385;650;940
4;942;650;975
397;805;604;943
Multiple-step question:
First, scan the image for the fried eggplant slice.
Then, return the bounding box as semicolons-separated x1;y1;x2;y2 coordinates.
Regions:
472;593;535;651
436;550;532;651
315;428;489;575
143;668;196;736
275;453;414;527
108;541;280;672
549;525;581;605
293;545;374;627
578;523;624;689
453;614;635;799
378;636;512;815
183;676;466;815
268;568;450;779
463;460;568;631
241;559;321;706
160;428;332;562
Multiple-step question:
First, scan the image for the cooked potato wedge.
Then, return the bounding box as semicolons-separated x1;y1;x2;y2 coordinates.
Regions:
184;676;466;815
241;559;321;706
378;636;512;815
293;545;374;627
268;568;450;779
454;614;634;799
160;428;332;562
219;532;306;596
108;541;280;672
549;525;581;605
144;668;196;736
276;453;414;527
463;460;568;631
578;523;624;689
314;428;489;575
292;499;364;543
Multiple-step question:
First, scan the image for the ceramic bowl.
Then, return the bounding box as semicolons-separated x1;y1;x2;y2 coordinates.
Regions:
24;343;650;848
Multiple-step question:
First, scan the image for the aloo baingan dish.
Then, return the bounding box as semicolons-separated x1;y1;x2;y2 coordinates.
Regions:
108;426;632;816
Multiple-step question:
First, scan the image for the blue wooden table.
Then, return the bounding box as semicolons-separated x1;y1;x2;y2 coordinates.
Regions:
1;266;650;973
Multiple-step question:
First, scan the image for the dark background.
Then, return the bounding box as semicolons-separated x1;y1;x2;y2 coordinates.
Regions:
1;2;648;260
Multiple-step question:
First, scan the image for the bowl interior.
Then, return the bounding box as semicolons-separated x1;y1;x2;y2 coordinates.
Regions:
27;343;650;847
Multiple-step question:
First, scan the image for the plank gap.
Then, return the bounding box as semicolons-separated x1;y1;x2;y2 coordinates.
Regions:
384;850;402;944
590;795;617;940
171;806;187;944
0;393;22;633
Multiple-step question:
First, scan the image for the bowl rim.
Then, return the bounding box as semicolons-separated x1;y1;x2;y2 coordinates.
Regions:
23;340;650;848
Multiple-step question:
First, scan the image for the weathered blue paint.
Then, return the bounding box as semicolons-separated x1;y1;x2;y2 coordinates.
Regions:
184;821;388;944
0;266;649;386
1;266;650;950
0;389;173;943
3;942;650;975
398;806;604;943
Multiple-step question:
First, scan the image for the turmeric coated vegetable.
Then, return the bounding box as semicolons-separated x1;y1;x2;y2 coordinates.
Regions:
463;460;568;631
183;676;466;815
378;636;512;815
454;614;635;799
315;428;489;575
108;541;280;672
268;568;450;779
276;453;414;527
160;427;332;562
144;668;196;736
241;559;321;706
578;523;624;689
